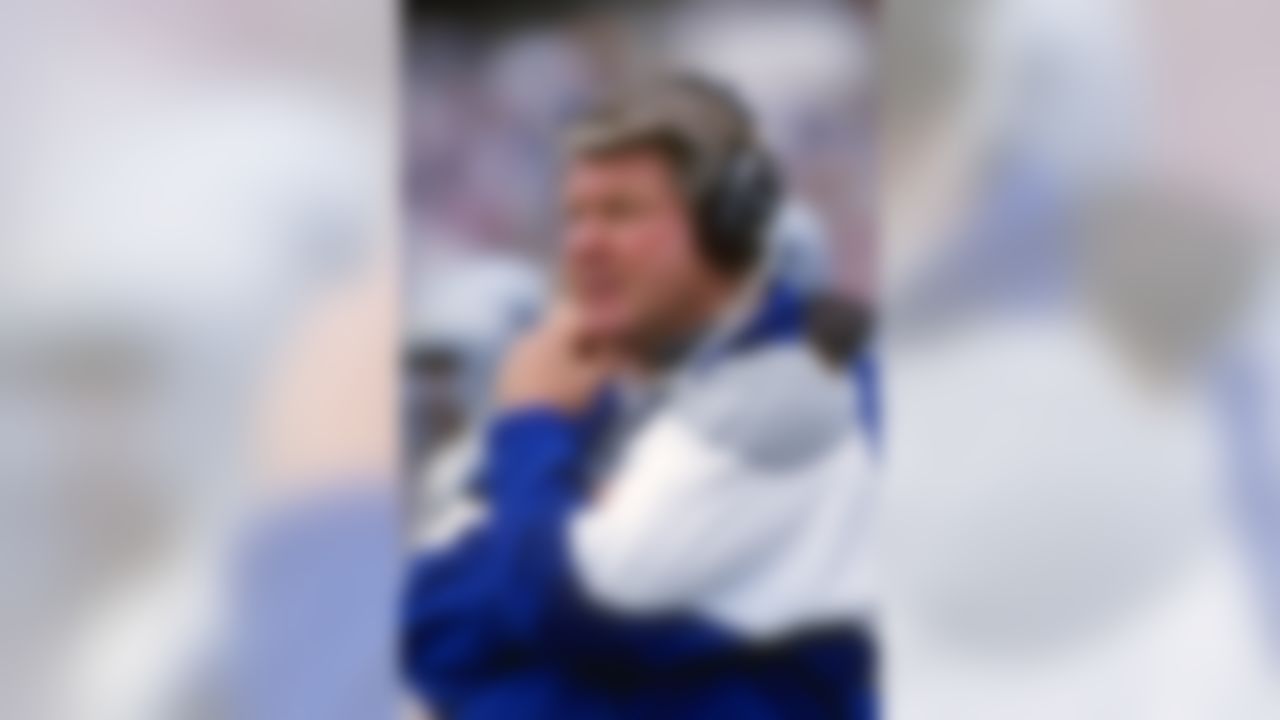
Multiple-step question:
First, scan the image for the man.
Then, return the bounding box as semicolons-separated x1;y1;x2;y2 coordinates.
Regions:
402;75;878;719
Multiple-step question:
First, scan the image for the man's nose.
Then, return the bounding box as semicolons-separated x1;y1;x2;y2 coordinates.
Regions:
566;221;608;262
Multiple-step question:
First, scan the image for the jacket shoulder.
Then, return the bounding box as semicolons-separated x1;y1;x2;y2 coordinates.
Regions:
672;344;855;470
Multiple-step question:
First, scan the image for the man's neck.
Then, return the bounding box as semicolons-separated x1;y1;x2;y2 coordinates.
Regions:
627;274;760;379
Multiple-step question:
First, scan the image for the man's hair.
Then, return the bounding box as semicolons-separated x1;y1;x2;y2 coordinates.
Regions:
566;73;782;276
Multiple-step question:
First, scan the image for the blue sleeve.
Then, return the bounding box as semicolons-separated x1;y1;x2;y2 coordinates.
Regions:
401;408;740;705
851;350;882;456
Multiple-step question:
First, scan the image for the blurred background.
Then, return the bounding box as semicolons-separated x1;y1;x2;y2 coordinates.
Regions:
0;1;397;719
882;0;1280;718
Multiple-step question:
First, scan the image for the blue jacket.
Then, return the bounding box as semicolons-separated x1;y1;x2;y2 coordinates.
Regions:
403;284;879;719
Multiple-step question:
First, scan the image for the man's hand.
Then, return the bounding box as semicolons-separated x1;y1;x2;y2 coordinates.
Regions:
496;305;617;414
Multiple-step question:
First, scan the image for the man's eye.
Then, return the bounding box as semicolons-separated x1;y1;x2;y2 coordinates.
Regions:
565;195;643;225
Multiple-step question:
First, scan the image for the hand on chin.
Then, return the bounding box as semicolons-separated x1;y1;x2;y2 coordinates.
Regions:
496;301;623;414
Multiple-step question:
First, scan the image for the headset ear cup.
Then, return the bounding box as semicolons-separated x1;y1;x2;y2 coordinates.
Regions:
700;150;782;274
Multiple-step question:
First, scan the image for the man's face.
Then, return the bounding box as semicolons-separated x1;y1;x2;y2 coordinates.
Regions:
562;148;724;350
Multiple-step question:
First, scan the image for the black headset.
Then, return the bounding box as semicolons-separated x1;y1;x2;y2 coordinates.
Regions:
674;76;784;276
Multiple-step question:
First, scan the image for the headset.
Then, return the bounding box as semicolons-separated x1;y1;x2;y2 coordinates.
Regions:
673;76;784;276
